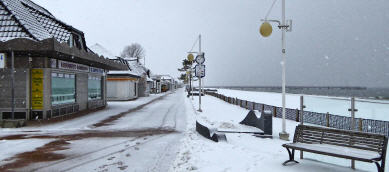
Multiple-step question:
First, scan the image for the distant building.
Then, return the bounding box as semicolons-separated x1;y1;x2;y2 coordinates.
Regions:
106;70;140;101
105;56;153;100
151;75;162;94
128;60;151;97
89;44;140;101
0;0;127;120
154;75;176;92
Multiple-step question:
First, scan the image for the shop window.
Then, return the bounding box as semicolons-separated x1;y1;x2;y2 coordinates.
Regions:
88;76;102;100
51;72;75;105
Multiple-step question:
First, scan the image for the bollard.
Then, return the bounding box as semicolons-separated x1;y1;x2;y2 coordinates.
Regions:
326;112;330;127
359;119;363;131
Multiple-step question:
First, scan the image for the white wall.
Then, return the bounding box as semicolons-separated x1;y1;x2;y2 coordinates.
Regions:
107;80;138;100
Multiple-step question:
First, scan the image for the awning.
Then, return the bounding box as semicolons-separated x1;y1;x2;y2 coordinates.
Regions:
0;38;128;70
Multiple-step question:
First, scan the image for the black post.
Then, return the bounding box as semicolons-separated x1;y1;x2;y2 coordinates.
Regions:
11;51;15;120
189;72;191;95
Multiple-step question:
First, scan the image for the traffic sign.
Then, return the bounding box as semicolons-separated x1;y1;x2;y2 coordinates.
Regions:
195;53;205;64
0;53;5;68
195;64;205;78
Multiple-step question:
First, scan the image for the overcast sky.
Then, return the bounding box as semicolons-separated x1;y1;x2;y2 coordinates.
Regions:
34;0;389;87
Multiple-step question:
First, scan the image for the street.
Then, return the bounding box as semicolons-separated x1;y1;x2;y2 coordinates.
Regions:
0;90;187;172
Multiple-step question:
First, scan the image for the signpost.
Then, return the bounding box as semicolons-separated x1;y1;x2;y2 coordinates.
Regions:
0;53;5;69
187;34;206;112
195;64;205;78
197;35;203;112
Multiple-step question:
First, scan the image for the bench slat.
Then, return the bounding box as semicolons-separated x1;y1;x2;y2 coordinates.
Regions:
283;143;381;162
296;125;385;153
284;125;388;172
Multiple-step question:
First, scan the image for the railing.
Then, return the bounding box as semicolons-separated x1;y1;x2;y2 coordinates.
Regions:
206;91;389;137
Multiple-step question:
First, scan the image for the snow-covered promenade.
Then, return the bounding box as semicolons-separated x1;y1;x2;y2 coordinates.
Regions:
172;89;385;172
0;91;187;171
0;88;386;171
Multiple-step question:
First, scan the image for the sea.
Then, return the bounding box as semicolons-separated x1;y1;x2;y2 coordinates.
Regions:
209;86;389;100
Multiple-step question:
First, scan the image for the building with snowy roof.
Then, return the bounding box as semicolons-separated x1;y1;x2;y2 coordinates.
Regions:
105;55;153;100
0;0;127;121
153;75;177;92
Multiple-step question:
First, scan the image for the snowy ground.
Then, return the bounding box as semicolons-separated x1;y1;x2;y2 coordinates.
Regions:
0;90;187;172
171;92;382;172
217;89;389;121
0;89;385;172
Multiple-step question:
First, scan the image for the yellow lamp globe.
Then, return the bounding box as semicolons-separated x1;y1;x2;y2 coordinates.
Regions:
260;22;272;37
187;54;194;62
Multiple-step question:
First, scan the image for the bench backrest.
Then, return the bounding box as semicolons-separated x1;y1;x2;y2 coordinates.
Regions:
293;125;388;157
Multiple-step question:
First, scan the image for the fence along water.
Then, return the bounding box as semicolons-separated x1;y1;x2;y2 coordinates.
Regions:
206;92;389;137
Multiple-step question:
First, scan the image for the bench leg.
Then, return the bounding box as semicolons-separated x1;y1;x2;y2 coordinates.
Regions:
283;148;299;166
375;162;384;172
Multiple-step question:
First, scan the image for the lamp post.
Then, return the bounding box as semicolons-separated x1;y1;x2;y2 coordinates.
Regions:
259;0;292;141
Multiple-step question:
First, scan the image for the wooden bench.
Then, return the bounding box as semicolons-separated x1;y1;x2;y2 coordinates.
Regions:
282;125;388;172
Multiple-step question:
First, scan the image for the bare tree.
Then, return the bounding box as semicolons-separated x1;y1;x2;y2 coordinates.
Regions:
121;43;145;62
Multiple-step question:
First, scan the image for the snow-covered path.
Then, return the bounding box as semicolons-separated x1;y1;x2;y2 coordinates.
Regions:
0;89;187;172
171;92;380;172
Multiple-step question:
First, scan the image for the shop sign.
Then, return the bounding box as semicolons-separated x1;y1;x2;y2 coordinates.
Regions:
0;53;5;68
90;67;104;74
50;59;57;68
58;60;89;72
31;69;44;110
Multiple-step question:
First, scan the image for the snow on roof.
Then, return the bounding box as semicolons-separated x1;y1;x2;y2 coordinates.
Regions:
108;70;140;77
89;43;117;60
107;58;152;78
0;0;77;42
161;75;173;80
128;60;148;76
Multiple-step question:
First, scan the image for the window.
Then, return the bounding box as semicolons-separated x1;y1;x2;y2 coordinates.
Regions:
51;72;75;105
88;76;102;100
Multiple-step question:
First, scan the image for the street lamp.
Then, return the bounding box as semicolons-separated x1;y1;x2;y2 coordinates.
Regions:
259;0;292;141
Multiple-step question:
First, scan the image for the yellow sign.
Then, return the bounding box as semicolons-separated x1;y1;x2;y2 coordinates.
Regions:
260;22;273;37
31;69;44;110
187;54;194;62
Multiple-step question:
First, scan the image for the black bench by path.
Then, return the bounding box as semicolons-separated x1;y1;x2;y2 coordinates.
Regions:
282;125;388;172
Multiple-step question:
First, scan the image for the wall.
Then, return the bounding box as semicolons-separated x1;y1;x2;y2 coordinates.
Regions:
76;73;88;111
0;55;30;120
107;80;138;100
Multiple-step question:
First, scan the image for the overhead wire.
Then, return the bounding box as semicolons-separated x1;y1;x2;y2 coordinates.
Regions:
189;36;200;53
265;0;278;20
